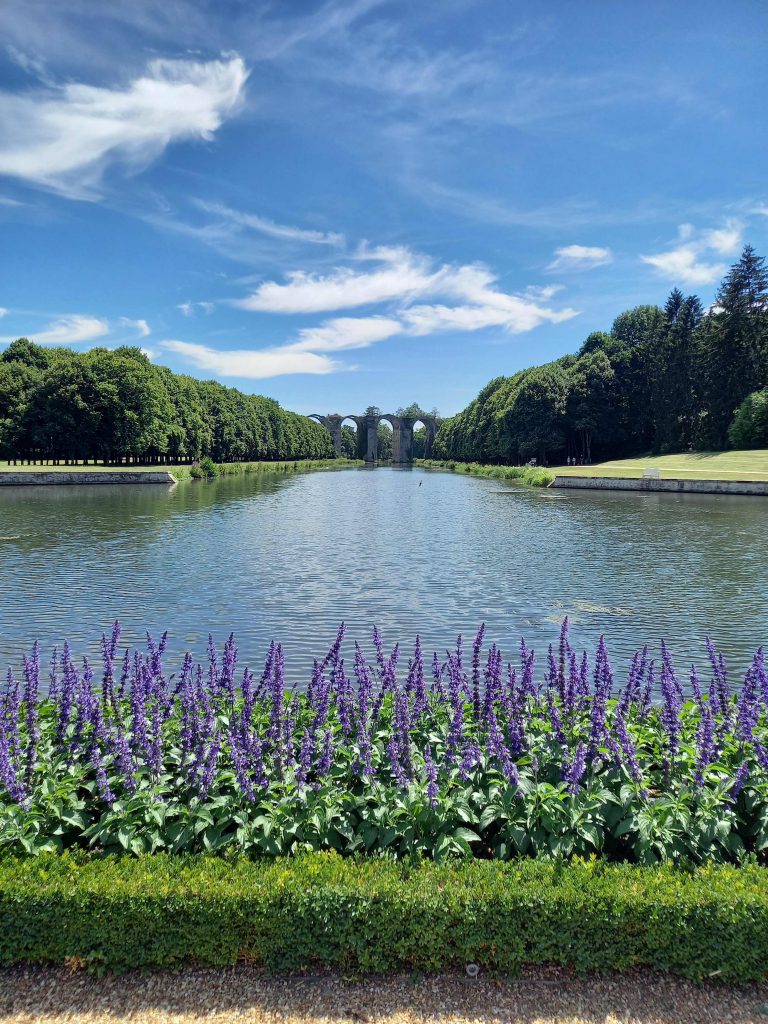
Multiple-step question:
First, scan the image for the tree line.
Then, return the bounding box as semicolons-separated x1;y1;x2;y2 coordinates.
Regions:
0;340;334;464
434;245;768;464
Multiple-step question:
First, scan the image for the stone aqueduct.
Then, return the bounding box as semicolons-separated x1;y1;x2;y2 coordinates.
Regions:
309;413;438;463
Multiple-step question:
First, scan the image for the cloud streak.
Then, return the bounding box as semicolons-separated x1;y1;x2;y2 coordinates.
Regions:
0;55;248;198
164;244;578;380
192;200;344;247
547;245;612;272
161;339;339;379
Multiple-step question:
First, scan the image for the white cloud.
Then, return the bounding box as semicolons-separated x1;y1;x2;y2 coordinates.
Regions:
290;316;402;352
192;200;344;247
0;308;7;318
140;347;156;360
641;220;742;286
118;317;150;337
547;244;612;272
24;314;110;345
702;220;742;255
641;247;726;286
169;243;577;380
177;301;215;317
161;339;339;378
235;246;434;313
0;55;248;198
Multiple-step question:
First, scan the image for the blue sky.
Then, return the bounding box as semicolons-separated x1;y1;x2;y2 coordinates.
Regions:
1;0;766;417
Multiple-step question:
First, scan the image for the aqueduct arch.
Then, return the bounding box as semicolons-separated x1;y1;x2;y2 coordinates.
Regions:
310;412;438;463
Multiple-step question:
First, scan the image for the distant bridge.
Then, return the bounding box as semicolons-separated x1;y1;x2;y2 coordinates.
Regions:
309;413;438;463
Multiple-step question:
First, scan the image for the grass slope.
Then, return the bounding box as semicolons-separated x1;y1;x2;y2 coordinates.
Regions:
553;450;768;481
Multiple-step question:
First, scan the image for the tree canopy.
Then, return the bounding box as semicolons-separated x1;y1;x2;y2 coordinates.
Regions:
0;341;334;464
435;246;768;464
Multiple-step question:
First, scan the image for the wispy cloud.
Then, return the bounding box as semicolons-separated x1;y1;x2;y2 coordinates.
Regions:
290;316;403;352
641;220;742;286
4;314;110;345
178;302;215;317
1;313;151;345
163;241;577;380
235;246;434;313
0;55;248;198
547;245;612;272
235;245;577;334
192;200;344;247
118;317;151;338
161;339;339;378
0;308;7;318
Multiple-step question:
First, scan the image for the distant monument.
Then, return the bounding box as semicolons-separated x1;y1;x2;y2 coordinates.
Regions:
309;412;439;463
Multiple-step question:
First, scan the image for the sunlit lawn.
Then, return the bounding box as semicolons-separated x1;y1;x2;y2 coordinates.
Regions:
553;450;768;481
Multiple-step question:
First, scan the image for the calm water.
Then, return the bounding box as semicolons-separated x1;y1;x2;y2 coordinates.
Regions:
0;466;766;680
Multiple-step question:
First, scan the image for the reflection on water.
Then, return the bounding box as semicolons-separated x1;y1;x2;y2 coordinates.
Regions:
0;466;765;678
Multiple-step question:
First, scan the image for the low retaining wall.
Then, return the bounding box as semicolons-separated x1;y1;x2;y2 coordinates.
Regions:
0;471;177;486
552;475;768;496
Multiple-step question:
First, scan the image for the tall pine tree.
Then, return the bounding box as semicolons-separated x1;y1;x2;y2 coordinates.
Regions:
696;246;768;447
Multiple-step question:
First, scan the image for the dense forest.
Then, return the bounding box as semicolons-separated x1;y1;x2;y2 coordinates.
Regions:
0;340;334;464
434;246;768;464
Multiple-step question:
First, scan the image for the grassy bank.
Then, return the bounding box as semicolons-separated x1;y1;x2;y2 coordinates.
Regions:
1;853;767;979
416;459;555;487
0;458;362;479
553;449;768;481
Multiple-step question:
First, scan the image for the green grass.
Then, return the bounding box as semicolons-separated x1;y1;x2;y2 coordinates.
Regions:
416;459;555;487
552;450;768;481
0;458;362;479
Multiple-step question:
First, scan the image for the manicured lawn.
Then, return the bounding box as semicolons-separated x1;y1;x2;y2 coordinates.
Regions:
553;450;768;481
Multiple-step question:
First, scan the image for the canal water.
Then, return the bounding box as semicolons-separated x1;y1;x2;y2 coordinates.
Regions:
0;466;765;680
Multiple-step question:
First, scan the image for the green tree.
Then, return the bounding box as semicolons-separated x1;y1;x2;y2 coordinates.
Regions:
696;246;768;448
728;388;768;449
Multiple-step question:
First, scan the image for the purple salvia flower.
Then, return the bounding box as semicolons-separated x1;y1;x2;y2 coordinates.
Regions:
198;731;222;799
615;709;642;783
22;641;40;787
546;689;566;745
487;709;519;787
387;733;409;788
316;728;334;778
689;664;703;707
736;665;759;743
693;707;715;787
471;623;485;715
457;738;482;782
564;741;587;795
229;730;256;802
296;728;316;787
424;744;438;808
730;760;750;801
558;617;570;697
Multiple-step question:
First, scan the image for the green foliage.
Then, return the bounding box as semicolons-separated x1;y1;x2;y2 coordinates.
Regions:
418;459;554;487
0;340;335;464
377;422;393;460
1;852;768;979
434;246;768;464
728;389;768;449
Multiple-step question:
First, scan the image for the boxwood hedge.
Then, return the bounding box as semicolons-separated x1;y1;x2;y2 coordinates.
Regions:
1;852;768;980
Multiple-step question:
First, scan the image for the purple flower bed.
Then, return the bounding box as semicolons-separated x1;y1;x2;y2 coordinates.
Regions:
1;620;767;863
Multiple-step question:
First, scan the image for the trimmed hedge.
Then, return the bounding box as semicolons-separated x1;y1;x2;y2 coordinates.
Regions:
2;853;768;979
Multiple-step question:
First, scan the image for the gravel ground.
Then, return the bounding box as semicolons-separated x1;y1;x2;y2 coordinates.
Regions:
1;967;768;1024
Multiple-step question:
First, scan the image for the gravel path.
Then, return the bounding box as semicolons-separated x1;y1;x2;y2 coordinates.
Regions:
1;967;768;1024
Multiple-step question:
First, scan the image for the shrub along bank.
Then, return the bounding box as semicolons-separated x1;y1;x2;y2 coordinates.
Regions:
417;458;555;487
1;852;767;979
